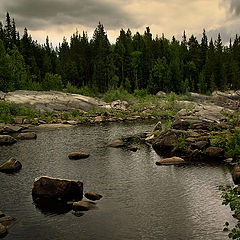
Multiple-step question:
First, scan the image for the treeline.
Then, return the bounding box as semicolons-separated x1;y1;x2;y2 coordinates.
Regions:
0;12;240;95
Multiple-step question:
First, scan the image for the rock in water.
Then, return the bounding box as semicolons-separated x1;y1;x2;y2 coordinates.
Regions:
68;152;89;160
72;201;96;211
0;224;7;238
84;192;103;201
0;135;17;145
109;139;124;148
32;176;83;201
233;165;240;185
156;156;185;165
0;158;22;173
17;132;37;140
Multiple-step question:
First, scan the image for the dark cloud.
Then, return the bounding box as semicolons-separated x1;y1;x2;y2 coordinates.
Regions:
223;0;240;16
0;0;141;30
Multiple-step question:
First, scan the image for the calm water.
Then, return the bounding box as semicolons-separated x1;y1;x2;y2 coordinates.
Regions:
0;121;236;240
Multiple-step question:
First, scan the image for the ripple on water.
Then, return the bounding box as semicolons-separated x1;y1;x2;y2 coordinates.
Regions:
0;121;235;240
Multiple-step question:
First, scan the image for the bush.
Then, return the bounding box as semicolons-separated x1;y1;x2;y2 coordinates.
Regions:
103;88;132;103
42;73;63;91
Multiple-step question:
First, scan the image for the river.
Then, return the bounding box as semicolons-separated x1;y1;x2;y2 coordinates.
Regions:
0;121;236;240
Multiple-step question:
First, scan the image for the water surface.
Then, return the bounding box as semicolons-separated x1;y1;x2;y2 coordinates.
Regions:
0;121;235;240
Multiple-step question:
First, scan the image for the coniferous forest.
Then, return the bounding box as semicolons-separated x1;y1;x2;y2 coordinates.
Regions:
1;12;240;95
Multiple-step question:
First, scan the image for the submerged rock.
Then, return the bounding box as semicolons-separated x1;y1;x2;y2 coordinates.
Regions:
0;158;22;173
72;201;96;211
156;156;185;165
109;139;124;148
0;216;17;228
32;176;83;202
0;224;7;238
0;135;17;145
68;152;89;160
17;132;37;140
84;192;103;201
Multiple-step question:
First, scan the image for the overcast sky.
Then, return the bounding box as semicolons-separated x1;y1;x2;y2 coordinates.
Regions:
0;0;240;45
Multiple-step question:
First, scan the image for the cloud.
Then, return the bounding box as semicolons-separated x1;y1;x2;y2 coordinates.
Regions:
0;0;142;30
228;0;240;16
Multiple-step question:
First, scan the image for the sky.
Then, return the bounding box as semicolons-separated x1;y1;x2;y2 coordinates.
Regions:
0;0;240;46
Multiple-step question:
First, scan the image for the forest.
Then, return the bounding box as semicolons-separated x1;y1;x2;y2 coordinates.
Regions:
0;12;240;95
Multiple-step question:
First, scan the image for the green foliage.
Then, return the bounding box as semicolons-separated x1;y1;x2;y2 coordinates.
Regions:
219;186;240;239
42;73;63;91
103;87;132;102
211;129;240;159
225;129;240;159
174;134;189;151
0;100;37;123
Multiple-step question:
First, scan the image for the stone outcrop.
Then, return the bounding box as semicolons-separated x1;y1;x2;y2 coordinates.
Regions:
0;158;22;173
2;90;107;112
84;192;103;201
0;135;17;145
32;176;83;201
156;156;185;165
68;152;89;160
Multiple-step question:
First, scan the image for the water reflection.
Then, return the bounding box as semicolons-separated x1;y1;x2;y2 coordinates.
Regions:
0;121;236;240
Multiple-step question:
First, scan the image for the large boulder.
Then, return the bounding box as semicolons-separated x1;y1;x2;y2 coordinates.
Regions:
0;158;22;173
0;135;17;145
32;176;83;202
156;156;185;165
152;129;189;153
68;152;89;160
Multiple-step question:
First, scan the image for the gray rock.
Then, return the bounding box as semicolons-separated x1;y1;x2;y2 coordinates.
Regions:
32;176;83;201
156;91;167;98
17;132;37;140
0;158;22;173
68;152;89;160
3;90;107;112
4;125;23;133
111;100;129;111
84;192;103;201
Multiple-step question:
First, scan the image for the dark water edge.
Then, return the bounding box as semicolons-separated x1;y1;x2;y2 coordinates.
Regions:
0;121;236;240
